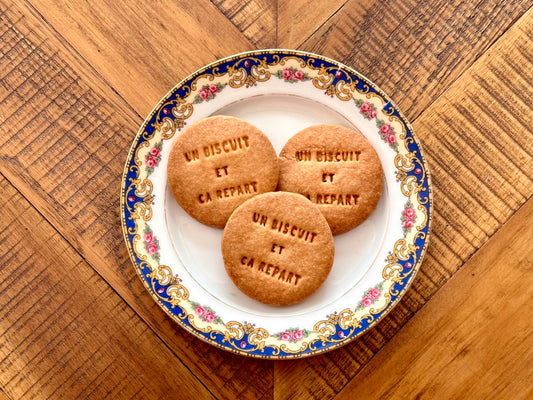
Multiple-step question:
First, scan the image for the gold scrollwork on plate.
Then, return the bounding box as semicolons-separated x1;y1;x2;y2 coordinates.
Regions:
395;152;427;197
222;56;273;88
122;51;431;358
127;177;153;222
151;96;193;140
222;321;245;342
383;238;417;281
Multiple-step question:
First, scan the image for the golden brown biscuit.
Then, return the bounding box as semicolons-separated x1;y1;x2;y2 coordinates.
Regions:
167;116;279;227
222;192;335;306
278;125;383;234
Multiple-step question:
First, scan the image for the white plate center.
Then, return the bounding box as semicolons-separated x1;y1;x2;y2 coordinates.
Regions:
165;94;389;316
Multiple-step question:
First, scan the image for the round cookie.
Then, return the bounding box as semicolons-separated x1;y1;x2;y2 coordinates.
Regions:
222;192;335;306
167;115;279;228
278;125;383;234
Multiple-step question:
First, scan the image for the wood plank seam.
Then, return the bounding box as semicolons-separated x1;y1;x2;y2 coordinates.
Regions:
403;2;533;122
0;174;218;399
0;174;215;400
293;0;351;49
332;198;533;399
429;126;520;209
330;193;532;399
0;4;275;398
0;39;56;93
273;9;532;397
210;0;274;48
473;77;533;159
0;387;13;400
446;100;532;187
472;68;533;155
0;0;528;396
22;0;142;121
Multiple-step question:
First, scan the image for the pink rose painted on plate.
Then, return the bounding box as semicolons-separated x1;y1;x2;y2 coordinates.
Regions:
361;296;373;307
281;332;291;341
145;141;163;175
380;124;391;135
149;147;161;157
404;220;415;228
145;156;157;168
193;83;226;103
402;200;417;234
359;101;372;113
275;67;311;83
195;305;205;316
293;70;304;80
146;242;158;255
354;99;378;121
292;330;304;341
199;88;210;100
275;328;311;343
191;302;223;324
142;225;160;262
404;208;416;219
356;281;384;310
376;120;399;153
354;98;401;152
204;312;215;323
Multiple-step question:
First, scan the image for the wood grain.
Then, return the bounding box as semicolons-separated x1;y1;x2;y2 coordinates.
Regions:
25;0;254;117
300;0;533;120
0;175;214;399
336;198;533;400
277;0;347;49
275;8;533;400
211;0;276;48
0;2;273;399
0;0;531;398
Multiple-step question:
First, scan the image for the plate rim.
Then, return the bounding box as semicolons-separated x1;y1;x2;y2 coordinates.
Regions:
120;49;433;359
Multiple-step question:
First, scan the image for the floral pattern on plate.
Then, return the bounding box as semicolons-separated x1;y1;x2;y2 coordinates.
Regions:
274;328;312;343
143;225;160;263
274;67;311;83
356;282;384;310
145;141;162;175
121;50;432;359
193;83;226;103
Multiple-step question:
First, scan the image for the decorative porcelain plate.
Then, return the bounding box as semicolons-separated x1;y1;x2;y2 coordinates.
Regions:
120;50;432;358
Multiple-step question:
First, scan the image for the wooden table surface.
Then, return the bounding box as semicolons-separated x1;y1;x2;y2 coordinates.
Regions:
1;1;532;399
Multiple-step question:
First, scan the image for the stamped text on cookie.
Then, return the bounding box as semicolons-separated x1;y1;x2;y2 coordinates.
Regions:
197;181;258;203
252;212;318;243
240;256;302;286
306;193;359;206
184;136;250;162
295;150;361;162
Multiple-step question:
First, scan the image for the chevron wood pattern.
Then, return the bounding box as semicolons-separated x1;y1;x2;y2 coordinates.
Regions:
0;1;531;399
